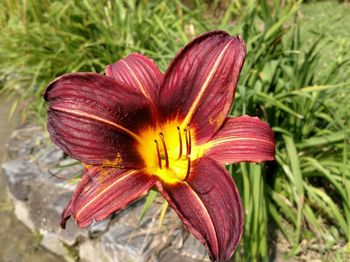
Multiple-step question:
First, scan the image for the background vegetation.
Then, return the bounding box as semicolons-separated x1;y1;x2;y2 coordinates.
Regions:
1;0;349;261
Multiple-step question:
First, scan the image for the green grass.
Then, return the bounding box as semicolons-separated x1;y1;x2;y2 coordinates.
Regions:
300;0;350;82
229;1;350;260
300;0;350;129
0;0;209;120
1;0;350;261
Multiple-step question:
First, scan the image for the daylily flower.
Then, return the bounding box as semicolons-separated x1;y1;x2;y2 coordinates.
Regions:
44;30;275;261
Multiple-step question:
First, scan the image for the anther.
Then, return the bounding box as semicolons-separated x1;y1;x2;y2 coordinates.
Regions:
176;126;182;160
159;133;169;169
154;140;162;169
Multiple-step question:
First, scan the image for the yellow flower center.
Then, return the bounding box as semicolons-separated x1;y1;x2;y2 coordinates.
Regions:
137;121;203;184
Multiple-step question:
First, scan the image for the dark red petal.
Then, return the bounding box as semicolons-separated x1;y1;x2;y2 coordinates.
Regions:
61;166;157;228
105;53;162;107
44;73;153;168
156;158;243;261
61;167;92;229
205;116;275;164
159;30;246;144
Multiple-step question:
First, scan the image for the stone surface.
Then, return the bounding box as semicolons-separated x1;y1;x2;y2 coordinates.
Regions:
40;232;75;262
0;99;61;262
1;125;208;262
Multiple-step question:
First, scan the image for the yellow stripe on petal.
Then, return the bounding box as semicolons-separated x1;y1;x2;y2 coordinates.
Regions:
181;40;233;129
206;136;276;149
51;106;141;141
183;182;219;256
121;59;152;102
76;170;138;220
202;116;275;164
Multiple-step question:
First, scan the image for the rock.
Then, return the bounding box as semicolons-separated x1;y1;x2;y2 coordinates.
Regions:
79;240;106;262
40;231;76;262
2;125;88;260
3;159;39;201
89;219;111;238
12;197;35;231
2;125;208;261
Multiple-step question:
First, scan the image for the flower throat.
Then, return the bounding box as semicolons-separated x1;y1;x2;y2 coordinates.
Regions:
138;122;198;184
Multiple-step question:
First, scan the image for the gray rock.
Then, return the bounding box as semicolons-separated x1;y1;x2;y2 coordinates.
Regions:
1;126;87;257
40;232;75;262
3;159;39;200
89;218;111;238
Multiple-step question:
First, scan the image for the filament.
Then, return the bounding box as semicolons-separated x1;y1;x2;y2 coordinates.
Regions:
187;124;192;155
159;133;169;169
185;156;191;180
184;125;192;180
154;140;162;169
176;126;182;160
184;129;190;157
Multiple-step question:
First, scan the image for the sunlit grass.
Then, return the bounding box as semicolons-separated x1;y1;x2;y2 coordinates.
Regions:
0;0;208;118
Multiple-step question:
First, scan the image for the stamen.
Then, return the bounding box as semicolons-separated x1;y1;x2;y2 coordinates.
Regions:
159;133;169;169
184;129;189;157
154;140;162;169
187;124;192;155
176;126;182;160
184;156;191;180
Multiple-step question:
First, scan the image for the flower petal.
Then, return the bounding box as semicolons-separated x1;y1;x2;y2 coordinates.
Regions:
61;166;157;228
159;30;246;144
44;73;153;168
105;53;162;106
204;116;275;164
156;158;243;261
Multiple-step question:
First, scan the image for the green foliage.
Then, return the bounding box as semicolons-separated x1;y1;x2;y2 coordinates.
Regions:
226;0;350;260
0;0;208;118
1;0;349;261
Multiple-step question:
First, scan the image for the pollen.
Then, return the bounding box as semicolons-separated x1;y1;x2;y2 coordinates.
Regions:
102;153;123;168
137;121;202;184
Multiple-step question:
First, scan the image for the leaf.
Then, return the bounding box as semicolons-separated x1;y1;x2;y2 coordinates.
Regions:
139;189;158;222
